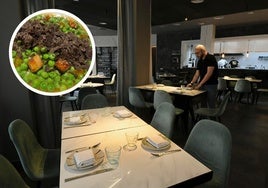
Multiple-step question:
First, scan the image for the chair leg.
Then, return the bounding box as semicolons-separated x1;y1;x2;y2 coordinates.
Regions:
255;92;260;104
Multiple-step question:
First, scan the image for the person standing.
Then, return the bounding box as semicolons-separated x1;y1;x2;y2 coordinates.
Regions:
188;44;219;108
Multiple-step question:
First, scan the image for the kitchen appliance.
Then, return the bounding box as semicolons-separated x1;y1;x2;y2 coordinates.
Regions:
229;60;239;68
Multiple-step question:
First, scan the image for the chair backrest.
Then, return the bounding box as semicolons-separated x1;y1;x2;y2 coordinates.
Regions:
215;91;231;116
8;119;46;180
153;90;173;110
217;78;227;91
0;154;29;188
150;102;175;138
77;87;97;109
81;93;109;110
110;74;116;84
184;119;232;188
128;87;147;108
234;79;251;93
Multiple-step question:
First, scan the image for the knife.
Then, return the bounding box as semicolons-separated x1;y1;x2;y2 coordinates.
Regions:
65;142;101;154
65;168;114;182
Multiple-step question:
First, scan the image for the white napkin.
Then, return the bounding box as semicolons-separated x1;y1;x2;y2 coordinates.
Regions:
68;116;81;124
146;135;170;148
114;110;132;118
74;149;95;168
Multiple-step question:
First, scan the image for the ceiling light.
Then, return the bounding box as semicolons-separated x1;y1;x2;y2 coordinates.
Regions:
214;16;224;20
191;0;204;4
73;0;79;2
185;17;188;21
99;22;107;25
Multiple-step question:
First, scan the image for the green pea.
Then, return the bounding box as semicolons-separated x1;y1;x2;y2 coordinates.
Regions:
16;66;22;73
23;58;29;64
66;79;73;87
48;60;55;67
12;51;17;58
41;71;49;79
55;75;61;82
19;70;27;78
48;53;56;60
20;63;28;71
40;81;48;91
25;50;32;56
40;47;47;53
43;54;49;60
49;71;57;78
47;83;55;92
31;79;40;88
46;78;53;83
22;52;27;59
33;46;40;53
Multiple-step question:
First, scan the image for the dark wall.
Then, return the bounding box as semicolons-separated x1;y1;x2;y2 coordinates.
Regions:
156;29;200;74
0;0;34;161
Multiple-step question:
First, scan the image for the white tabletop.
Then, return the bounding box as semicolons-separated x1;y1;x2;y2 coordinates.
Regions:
62;106;147;140
60;125;212;188
223;76;262;83
136;84;206;97
80;82;104;88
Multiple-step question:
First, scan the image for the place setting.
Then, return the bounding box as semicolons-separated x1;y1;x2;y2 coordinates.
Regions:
64;142;122;182
63;112;97;129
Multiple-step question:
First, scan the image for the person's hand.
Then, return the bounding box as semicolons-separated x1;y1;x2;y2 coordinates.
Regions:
187;83;192;87
194;84;202;90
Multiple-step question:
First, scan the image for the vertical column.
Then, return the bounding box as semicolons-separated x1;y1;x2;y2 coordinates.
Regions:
117;0;151;106
200;24;215;53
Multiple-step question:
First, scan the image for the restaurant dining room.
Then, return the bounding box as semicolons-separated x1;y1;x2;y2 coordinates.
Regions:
1;0;268;188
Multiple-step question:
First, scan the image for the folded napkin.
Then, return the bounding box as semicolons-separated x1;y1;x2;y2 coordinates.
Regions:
68;116;82;124
74;149;95;168
146;135;170;148
114;110;132;118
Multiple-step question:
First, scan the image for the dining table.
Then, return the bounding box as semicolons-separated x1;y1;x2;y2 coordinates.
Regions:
136;84;207;132
60;106;212;188
80;82;104;94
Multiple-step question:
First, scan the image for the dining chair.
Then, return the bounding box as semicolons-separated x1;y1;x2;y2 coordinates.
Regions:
128;87;153;123
104;73;116;94
184;119;232;188
59;95;78;112
8;119;60;183
81;93;109;110
150;102;176;138
153;90;184;115
77;87;98;109
195;91;231;122
0;154;29;188
255;88;268;104
217;77;228;100
234;79;251;104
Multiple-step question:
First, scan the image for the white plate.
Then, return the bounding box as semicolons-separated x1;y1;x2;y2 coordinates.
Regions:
64;115;87;125
66;148;104;171
157;84;165;87
141;137;171;152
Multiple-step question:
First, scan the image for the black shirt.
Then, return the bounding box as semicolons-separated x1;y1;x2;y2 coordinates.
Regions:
197;53;218;85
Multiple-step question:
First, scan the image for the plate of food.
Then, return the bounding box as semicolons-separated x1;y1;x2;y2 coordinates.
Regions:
9;9;95;96
66;148;104;171
64;115;88;125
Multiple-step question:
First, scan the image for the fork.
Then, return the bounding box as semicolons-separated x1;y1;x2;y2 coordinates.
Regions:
150;149;181;157
65;142;101;153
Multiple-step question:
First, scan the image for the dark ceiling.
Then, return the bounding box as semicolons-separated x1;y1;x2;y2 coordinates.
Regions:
55;0;268;30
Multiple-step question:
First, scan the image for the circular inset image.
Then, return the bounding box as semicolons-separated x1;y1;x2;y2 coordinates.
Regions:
9;9;95;96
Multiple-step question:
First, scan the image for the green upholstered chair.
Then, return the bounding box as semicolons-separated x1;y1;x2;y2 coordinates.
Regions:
77;87;98;109
217;78;228;100
0;154;29;188
128;87;153;109
8;119;60;182
150;102;176;138
184;119;232;188
234;79;251;104
153;90;184;116
81;93;109;110
195;91;231;122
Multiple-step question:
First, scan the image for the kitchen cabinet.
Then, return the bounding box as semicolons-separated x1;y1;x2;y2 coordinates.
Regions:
249;39;268;52
214;40;248;53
